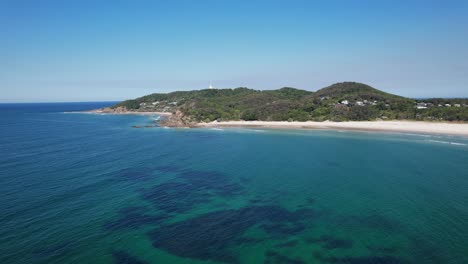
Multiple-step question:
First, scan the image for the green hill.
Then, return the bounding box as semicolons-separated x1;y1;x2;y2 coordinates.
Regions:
314;82;407;101
112;82;468;123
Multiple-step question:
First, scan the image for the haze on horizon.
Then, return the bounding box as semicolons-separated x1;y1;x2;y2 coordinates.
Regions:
1;0;468;103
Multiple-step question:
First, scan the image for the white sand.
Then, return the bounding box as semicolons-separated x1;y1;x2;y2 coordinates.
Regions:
198;120;468;136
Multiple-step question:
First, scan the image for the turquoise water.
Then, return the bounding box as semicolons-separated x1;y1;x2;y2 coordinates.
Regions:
1;103;468;264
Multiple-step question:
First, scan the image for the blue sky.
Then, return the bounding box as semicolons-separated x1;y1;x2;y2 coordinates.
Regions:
1;0;467;102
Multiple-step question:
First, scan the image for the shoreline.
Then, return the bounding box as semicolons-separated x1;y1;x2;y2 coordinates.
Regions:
197;120;468;137
81;108;468;136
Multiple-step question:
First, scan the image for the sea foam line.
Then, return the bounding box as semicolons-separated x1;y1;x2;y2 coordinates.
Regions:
426;139;467;146
403;133;432;137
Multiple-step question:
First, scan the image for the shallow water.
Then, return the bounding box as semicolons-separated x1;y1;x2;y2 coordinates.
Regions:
1;103;467;264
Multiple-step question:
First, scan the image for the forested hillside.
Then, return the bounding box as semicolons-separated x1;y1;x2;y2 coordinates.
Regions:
113;82;468;122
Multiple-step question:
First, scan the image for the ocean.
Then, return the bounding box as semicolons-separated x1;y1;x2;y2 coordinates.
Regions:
1;102;467;264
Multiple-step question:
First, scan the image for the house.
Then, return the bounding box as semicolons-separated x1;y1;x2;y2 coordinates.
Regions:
454;104;461;107
416;102;428;109
356;101;364;106
341;100;349;105
152;101;160;105
445;104;451;107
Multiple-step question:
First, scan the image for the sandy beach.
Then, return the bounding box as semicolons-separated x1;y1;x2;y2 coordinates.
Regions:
197;120;468;136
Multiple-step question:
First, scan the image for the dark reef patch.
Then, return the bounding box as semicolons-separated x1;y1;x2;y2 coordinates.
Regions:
306;235;353;249
264;250;305;264
179;170;243;196
104;207;166;231
260;222;306;237
275;240;299;248
148;206;315;263
112;250;148;264
235;236;265;244
141;182;212;213
141;169;243;214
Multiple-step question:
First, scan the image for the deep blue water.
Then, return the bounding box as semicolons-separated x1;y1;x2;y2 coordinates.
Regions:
1;103;467;264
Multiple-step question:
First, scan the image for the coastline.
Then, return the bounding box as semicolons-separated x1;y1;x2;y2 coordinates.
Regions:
197;120;468;137
84;107;468;136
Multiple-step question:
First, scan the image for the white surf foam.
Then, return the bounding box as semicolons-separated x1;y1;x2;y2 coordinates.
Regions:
403;133;431;137
426;140;467;146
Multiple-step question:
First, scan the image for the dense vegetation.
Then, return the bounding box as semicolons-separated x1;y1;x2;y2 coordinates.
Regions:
113;82;468;122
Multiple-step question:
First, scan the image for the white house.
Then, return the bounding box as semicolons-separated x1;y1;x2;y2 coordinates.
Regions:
416;102;428;109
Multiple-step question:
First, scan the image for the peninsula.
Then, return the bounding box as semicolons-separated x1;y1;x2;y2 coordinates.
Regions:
92;82;468;135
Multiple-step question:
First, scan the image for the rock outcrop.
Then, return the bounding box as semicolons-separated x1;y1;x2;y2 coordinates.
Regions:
159;110;197;127
91;106;128;113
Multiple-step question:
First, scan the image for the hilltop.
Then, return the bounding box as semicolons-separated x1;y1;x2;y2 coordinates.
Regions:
108;82;468;126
